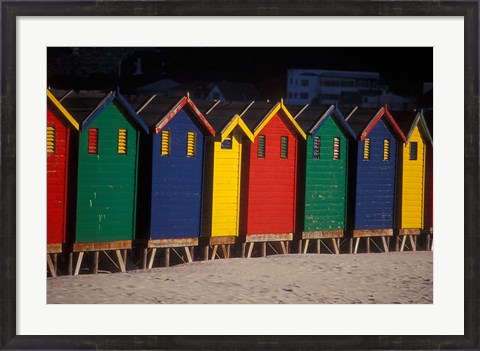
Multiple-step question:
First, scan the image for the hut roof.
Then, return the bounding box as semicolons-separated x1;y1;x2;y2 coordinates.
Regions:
47;89;80;130
240;101;278;131
203;101;254;141
132;95;215;135
394;110;433;144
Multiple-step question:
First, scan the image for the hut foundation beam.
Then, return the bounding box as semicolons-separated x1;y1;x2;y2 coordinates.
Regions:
74;252;84;276
203;245;209;261
382;237;389;252
332;239;339;255
164;248;170;268
247;243;254;258
143;248;148;269
221;245;228;258
68;252;73;275
115;250;126;273
93;251;99;274
261;242;267;257
303;239;310;254
241;243;246;258
349;238;353;254
353;238;361;254
409;236;416;251
184;247;193;263
47;254;57;278
148;248;157;269
317;239;321;254
366;238;370;253
280;241;287;254
211;245;218;260
400;236;407;252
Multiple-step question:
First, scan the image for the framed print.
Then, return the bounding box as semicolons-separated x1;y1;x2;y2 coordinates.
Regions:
1;1;478;350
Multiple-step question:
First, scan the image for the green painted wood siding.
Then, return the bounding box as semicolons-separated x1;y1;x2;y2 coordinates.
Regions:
75;102;139;243
304;117;348;231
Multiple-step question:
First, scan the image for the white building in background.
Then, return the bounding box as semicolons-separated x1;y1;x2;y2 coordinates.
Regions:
285;68;383;107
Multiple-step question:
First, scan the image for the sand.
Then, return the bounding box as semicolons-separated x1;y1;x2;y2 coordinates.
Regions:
47;251;432;304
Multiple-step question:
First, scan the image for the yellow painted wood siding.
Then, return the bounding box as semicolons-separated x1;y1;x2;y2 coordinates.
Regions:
210;129;243;236
401;126;426;229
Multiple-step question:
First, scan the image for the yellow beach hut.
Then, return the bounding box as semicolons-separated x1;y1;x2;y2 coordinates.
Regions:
396;110;433;251
201;101;254;260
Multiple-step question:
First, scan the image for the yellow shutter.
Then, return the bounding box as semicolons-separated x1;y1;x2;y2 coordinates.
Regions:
117;129;127;155
47;126;55;154
383;139;390;160
363;138;370;160
161;130;170;156
187;131;196;157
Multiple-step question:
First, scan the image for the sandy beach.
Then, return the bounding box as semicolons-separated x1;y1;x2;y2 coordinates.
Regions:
47;251;432;304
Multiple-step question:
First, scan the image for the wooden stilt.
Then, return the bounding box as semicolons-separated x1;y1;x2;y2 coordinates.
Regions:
247;243;254;258
190;247;195;261
211;245;218;260
332;238;339;255
93;251;99;274
227;244;231;258
203;245;209;261
366;238;370;253
297;240;302;254
74;252;84;276
54;254;58;274
354;238;360;254
285;241;289;253
115;250;126;272
47;254;57;278
395;237;400;251
261;242;267;257
184;247;193;263
241;243;246;258
164;248;170;268
382;237;389;252
143;248;148;269
303;239;310;254
68;252;73;275
349;238;353;254
280;241;287;254
400;236;407;252
148;248;157;269
122;250;127;268
317;239;321;254
221;245;228;258
427;235;431;251
409;235;416;252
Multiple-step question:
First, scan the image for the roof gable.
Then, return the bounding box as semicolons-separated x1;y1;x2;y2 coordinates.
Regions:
204;101;254;142
137;95;215;136
406;111;433;144
247;100;306;139
47;89;79;130
347;106;406;142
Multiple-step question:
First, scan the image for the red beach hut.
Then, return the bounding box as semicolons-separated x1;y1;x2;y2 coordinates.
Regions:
47;89;79;277
239;99;306;257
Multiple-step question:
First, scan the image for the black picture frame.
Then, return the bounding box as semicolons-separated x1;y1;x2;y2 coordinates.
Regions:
1;1;478;350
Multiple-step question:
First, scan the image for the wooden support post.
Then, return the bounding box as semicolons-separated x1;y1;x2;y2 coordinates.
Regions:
349;238;353;254
203;245;209;261
211;245;218;260
261;242;267;257
221;245;228;259
184;247;193;263
227;244;231;258
143;248;148;270
427;235;431;251
93;251;99;274
74;252;84;276
164;248;170;268
382;237;389;252
47;254;57;278
190;247;195;261
286;241;289;253
354;238;360;254
148;248;157;269
297;240;302;254
116;250;126;273
122;250;127;268
54;254;58;274
395;237;400;252
409;235;416;252
241;243;246;258
366;238;370;253
400;236;407;252
280;241;287;254
68;252;73;275
332;238;339;255
317;239;321;254
302;239;310;254
247;243;254;258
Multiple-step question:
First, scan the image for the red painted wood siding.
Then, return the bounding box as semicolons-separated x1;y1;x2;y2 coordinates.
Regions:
242;113;298;235
47;108;70;244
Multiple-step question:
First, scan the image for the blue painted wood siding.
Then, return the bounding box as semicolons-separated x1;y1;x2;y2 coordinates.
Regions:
149;109;205;239
352;119;397;229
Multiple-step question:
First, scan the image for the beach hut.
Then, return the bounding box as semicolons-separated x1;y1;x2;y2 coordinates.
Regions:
127;94;215;268
293;104;356;254
395;110;433;251
60;90;148;275
346;105;406;254
201;101;255;260
46;90;80;277
239;99;306;257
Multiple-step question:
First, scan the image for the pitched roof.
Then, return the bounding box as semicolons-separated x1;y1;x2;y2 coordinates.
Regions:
59;90;148;132
204;101;252;132
394;110;433;144
290;104;332;131
239;101;278;131
211;82;263;101
130;94;215;135
47;89;80;130
345;107;382;137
